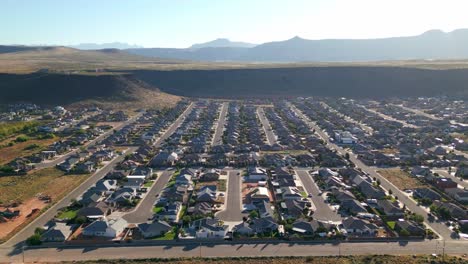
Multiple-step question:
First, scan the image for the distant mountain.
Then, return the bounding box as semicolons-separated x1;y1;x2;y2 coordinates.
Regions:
189;38;256;49
70;42;143;50
127;29;468;62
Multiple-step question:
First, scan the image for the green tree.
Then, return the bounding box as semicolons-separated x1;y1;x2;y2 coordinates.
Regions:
26;234;42;246
249;210;259;219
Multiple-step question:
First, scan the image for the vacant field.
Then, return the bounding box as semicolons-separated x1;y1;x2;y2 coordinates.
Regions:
0;136;57;165
69;255;468;264
0;167;88;205
377;169;426;190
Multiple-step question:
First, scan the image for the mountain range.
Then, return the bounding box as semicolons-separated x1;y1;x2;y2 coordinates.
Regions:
126;29;468;62
69;42;143;50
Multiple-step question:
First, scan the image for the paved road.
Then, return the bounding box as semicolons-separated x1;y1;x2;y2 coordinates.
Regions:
394;104;442;121
288;103;454;241
3;147;138;248
360;106;419;128
1;240;466;262
153;103;194;148
295;170;342;222
257;107;276;145
123;170;172;223
212;102;228;146
320;102;373;134
35;112;143;170
216;170;244;222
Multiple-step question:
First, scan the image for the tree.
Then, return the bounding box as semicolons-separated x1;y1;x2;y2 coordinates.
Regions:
182;216;192;225
26;234;42;246
412;214;424;224
399;228;410;237
75;215;87;225
249;210;259;219
34;227;45;235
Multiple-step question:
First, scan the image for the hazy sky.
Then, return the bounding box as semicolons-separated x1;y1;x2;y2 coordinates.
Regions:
2;0;468;48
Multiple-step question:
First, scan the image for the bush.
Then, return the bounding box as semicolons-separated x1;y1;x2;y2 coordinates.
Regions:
26;234;42;245
15;135;29;142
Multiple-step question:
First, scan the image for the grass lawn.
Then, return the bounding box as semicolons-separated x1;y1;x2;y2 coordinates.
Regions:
57;209;78;220
377;168;426;190
153;206;164;214
0;167;88;205
387;221;396;230
144;181;154;188
218;179;226;192
300;191;308;198
152;230;176;240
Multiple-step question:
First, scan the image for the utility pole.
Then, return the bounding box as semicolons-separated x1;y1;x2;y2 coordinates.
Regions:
442;239;445;262
22;244;25;264
199;242;202;258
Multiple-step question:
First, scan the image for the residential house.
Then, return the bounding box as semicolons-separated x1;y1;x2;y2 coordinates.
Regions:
190;218;228;239
82;218;128;238
137;221;172;238
40;222;75;242
341;217;378;237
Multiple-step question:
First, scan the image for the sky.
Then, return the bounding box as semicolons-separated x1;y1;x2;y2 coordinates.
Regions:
2;0;468;48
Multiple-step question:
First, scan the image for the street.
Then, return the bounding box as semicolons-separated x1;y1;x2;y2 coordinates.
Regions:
288;103;455;241
1;240;466;263
216;170;244;223
212;102;228;146
257;107;276;145
295;169;342;222
123;170;172;223
3;147;138;248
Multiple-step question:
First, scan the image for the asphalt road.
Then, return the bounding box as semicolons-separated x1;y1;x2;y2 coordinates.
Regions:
212;102;228;146
295;170;342;222
3;147;138;248
1;240;467;263
153;103;194;148
288;103;455;241
257;107;276;145
320;101;373;134
35;112;144;170
216;170;244;222
123;170;172;223
359;106;419;128
394;104;442;121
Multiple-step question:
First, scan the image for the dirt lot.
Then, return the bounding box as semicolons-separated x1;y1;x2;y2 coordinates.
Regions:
64;255;468;264
0;136;57;165
0;198;46;239
0;167;88;205
377;168;426;190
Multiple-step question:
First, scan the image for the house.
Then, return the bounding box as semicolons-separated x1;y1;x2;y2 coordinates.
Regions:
75;161;96;173
434;178;458;190
445;188;468;202
233;221;254;235
196;186;217;203
175;174;193;186
250;217;278;233
282;199;311;218
341;217;378;236
123;177;145;190
411;166;431;177
455;164;468;179
77;206;107;220
157;202;182;222
95;179;118;194
40;222;75;242
318;168;339;178
413;188;441;201
137;221;172;238
250;187;270;202
150;151;178;167
191;202;212;216
199;169;220;182
280;186;302;200
356;181;386;199
292;219;334;236
376;200;404;219
257;200;274;218
433;201;467;219
339;199;368;215
394;219;425;236
334;130;357;144
247;167;268;181
82;218;128;238
58;156;80;172
190;218;228;239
